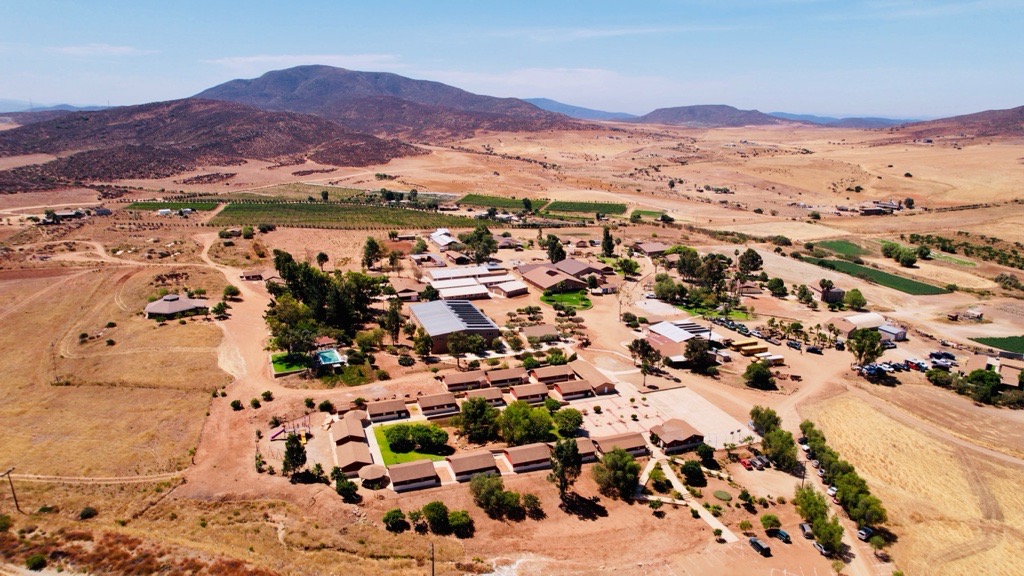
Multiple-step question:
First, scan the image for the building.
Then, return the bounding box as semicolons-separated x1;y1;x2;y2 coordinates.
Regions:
408;300;501;354
446;451;499;482
144;294;209;319
812;285;845;304
494;236;523;250
510;383;549;405
520;267;587;293
410;253;446;268
417;392;460;418
501;443;552;473
649;419;705;454
737;281;762;296
365;399;410;423
335;442;374;477
388;460;441;492
389;278;422;302
554;259;612;279
568;360;616;395
333;412;367;445
464;387;505;406
489;280;529;298
476;274;517;286
442;371;487;393
878;324;907;341
485;367;529;389
438;285;490;301
632;241;670;257
570;437;599;463
430;278;479;290
426;265;502;283
594;432;649;457
530;365;577;386
645;321;701;359
429;228;459;249
845;312;887;331
553;380;594;401
445;251;472;265
240;268;277;282
314;336;338;350
93;207;112;216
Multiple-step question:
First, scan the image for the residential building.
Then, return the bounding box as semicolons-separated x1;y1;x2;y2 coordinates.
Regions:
388;460;440;492
365;399;410;423
408;300;501;353
485;367;529;389
464;387;505;406
144;294;209;319
649;419;705;454
446;451;499;482
442;371;487;392
501;443;552;473
632;241;670;257
519;267;587;293
417;392;459;418
333;412;367;445
811;285;845;304
335;442;373;477
530;365;577;386
594;432;649;457
510;383;549;405
552;380;594;401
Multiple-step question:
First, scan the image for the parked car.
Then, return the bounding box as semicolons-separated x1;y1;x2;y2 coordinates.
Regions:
787;340;802;350
751;330;764;338
812;542;830;556
835;341;845;351
740;458;753;471
929;351;945;359
857;527;874;541
752;458;765;471
767;338;782;346
769;529;791;543
801;444;811;452
827;486;838;497
807;345;823;354
817;468;825;477
811;460;820;468
940;351;956;360
749;537;772;557
800;523;814;539
756;455;771;469
882;340;897;349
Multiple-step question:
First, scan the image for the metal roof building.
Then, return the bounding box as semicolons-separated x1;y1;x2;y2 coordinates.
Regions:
409;300;501;353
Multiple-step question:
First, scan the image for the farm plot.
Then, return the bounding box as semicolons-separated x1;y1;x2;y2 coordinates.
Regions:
126;201;220;211
804;257;948;295
209;202;480;230
816;239;868;257
458;193;541;210
543;200;628;214
237;182;363;201
971;336;1024;354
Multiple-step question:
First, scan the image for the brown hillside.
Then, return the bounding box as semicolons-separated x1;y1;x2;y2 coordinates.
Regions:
891;105;1024;138
636;105;799;128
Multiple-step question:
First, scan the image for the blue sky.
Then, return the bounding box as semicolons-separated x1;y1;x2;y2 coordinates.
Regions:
1;0;1022;117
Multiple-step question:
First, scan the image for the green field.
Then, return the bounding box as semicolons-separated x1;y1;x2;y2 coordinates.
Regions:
241;183;364;201
816;240;868;257
540;290;593;310
632;209;666;219
458;193;541;210
675;305;752;320
543;200;628;214
373;425;449;466
209;202;480;229
971;336;1024;354
271;353;310;375
126;201;220;211
933;253;977;267
805;258;948;295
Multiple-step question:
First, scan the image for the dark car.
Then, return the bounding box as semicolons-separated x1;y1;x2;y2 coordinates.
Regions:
769;529;791;543
787;340;802;350
749;537;772;557
807;346;823;354
929;351;944;359
835;341;845;351
941;351;956;360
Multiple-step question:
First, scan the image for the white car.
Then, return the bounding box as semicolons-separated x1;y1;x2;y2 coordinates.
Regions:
827;486;838;497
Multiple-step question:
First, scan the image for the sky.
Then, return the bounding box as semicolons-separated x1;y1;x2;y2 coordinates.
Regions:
1;0;1022;118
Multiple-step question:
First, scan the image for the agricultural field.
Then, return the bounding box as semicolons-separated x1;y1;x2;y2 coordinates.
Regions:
631;209;665;219
816;239;868;257
971;336;1024;354
457;193;540;210
932;253;976;267
125;201;220;211
543;200;628;214
804;257;948;295
209;202;480;229
237;182;364;201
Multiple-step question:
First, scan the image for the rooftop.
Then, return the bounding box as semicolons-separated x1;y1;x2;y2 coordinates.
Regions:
409;300;499;337
387;459;438;484
503;443;551;465
418;392;458;410
144;293;208;316
365;399;408;416
594;431;647;453
446;451;499;475
650;419;703;444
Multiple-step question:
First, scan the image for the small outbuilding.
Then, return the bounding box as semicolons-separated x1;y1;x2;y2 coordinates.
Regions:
878;324;907;342
365;399;410;423
594;432;649;457
417;392;459;418
388;460;440;492
501;443;552;473
446;451;499;482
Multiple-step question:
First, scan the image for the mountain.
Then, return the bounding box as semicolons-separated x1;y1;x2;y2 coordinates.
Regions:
0;98;423;193
195;65;587;141
524;98;637;121
892;105;1024;138
769;112;907;129
634;105;797;128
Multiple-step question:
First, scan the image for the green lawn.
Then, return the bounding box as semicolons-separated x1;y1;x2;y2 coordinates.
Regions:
804;258;948;295
126;201;220;211
271;353;310;374
632;209;666;219
675;305;752;320
816;240;868;257
971;336;1024;354
373;425;449;466
209;202;479;229
458;193;541;210
543;200;628;214
540;291;594;310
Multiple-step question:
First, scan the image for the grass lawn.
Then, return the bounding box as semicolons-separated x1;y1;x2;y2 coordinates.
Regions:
271;353;310;374
816;239;868;257
209;202;479;229
373;425;449;466
676;305;752;320
321;362;375;387
804;258;948;295
540;291;594;310
971;336;1024;354
632;209;665;219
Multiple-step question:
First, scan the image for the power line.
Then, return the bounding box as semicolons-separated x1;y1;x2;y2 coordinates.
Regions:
1;467;22;514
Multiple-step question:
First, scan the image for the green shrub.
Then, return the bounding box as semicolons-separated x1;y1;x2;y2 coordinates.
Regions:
25;554;46;571
230;399;243;411
79;506;98;520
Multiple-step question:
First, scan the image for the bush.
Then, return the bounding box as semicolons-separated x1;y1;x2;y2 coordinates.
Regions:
105;339;116;346
261;390;274;402
25;555;46;571
376;369;391;380
79;506;98;520
230;400;243;411
0;514;11;531
398;355;415;367
335;477;360;503
318;400;335;413
448;509;475;538
250;398;261;409
421;501;450;534
713;490;732;502
383;508;408;532
304;397;315;409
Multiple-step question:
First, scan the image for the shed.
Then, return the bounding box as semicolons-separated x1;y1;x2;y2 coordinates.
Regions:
388;460;440;492
365;399;410;423
446;451;499;482
489;280;529;298
417;392;459;418
501;443;552;473
594;432;649;457
878;324;907;342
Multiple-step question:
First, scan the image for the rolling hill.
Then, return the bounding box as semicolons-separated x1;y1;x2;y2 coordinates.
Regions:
0;98;423;193
891;105;1024;138
195;65;588;141
769;112;907;129
634;105;797;128
524;98;637;121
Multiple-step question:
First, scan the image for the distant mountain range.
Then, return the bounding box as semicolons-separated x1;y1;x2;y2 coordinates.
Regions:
769;112;909;129
195;65;587;141
890;105;1024;138
0;100;106;114
0;98;422;193
524;98;637;121
634;105;793;128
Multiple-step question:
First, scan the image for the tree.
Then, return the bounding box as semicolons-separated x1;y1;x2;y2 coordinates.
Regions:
679;460;706;487
851;494;888;527
316;252;329;271
813;515;845;553
966;368;1002;404
419;284;440;302
447;331;471;368
411;237;427;254
552;408;583;436
548;438;582;499
617;258;640;276
592;447;641;499
766;277;788;298
413;328;433;357
761;514;782;530
382;298;404;344
685;338;715;375
602;226;615;257
843;288;867;310
819;278;834;293
499;401;552;446
762;428;799;471
696;443;715;466
522;198;533;212
448;509;474;538
362;237;385;269
750;406;781;435
458;397;500;443
223;284;241;300
383;508;408;532
421;501;450;534
336;477;359;502
744;362;776;390
547;234;566;263
675;247;701;279
212;301;229;317
630;211;642;223
627;338;661;386
281;433;307;475
459;224;498;264
470;473;509;517
738;248;763;276
848;329;885;367
916;245;931;260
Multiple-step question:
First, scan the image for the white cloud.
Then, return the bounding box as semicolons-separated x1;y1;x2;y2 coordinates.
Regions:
204;54;404;76
49;43;157;57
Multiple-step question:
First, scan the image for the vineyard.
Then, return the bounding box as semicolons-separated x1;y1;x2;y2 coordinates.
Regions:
458;193;541;210
125;201;220;211
804;258;948;295
972;336;1024;354
544;200;628;214
235;183;364;201
208;202;480;229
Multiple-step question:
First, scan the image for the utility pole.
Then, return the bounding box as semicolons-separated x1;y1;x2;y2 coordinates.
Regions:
1;467;21;513
430;542;435;576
